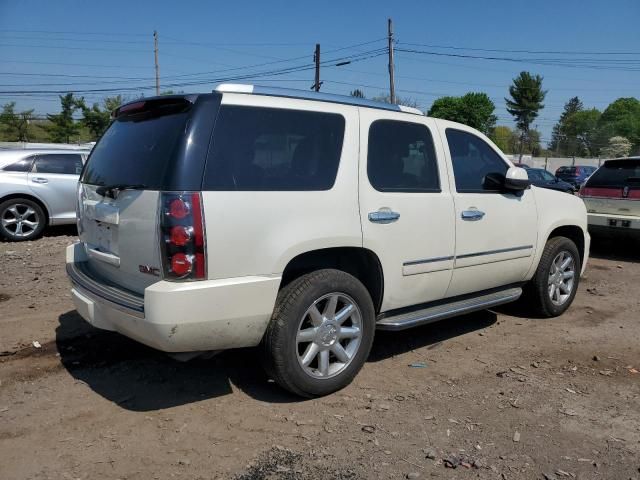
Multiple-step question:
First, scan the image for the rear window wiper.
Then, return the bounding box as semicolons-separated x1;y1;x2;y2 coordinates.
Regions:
95;183;148;198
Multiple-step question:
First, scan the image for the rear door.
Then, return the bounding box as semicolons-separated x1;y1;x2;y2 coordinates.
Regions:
582;159;640;217
358;110;455;312
77;95;218;294
442;126;538;298
28;153;83;222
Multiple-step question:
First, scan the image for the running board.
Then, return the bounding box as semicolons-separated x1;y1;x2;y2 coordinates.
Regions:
376;287;522;331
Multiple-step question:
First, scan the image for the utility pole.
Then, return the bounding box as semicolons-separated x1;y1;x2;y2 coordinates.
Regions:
154;30;160;96
387;18;396;104
313;43;321;92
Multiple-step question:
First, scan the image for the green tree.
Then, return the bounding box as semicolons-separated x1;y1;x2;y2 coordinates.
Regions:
428;92;497;135
549;96;583;155
428;96;461;121
0;102;35;142
47;93;81;143
505;71;546;157
601;136;632;158
596;98;640;154
350;89;365;98
564;108;601;156
489;125;518;153
77;95;123;139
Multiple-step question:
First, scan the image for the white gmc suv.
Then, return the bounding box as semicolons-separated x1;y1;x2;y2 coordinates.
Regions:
67;84;589;397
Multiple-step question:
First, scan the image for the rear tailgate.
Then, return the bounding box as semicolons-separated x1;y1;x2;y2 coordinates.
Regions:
78;186;161;293
581;159;640;217
76;94;220;294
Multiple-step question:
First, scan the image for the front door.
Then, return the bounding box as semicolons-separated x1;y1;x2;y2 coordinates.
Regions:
359;110;456;312
441;127;538;298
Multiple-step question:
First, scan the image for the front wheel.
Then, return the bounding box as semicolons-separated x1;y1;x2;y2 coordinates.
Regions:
525;236;581;317
262;269;376;398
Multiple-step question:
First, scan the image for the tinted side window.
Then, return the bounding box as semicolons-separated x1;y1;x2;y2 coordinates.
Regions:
446;129;508;192
2;156;35;172
204;106;345;191
33;154;83;175
367;120;439;192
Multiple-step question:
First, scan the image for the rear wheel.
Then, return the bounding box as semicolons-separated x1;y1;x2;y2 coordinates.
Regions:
262;269;375;397
525;236;581;317
0;198;46;241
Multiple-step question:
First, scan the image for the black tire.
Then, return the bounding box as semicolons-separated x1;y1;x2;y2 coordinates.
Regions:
262;269;376;398
524;236;581;318
0;198;47;242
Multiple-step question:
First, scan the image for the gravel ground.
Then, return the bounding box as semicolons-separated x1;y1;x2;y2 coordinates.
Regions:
0;229;639;480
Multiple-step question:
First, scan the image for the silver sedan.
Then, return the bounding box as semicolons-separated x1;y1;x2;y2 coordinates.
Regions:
0;149;90;241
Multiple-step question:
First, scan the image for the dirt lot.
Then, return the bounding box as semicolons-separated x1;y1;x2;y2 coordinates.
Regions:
0;228;639;480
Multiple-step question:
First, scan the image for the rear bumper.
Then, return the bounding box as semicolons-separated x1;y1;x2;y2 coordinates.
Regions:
66;243;281;352
588;213;640;238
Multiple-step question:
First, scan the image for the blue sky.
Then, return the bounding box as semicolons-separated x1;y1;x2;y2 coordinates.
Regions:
1;0;638;145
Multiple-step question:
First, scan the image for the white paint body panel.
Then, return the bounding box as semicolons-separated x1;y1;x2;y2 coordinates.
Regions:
358;109;455;311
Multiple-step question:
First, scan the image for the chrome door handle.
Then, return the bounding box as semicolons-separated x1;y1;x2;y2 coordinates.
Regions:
461;210;485;221
368;210;400;224
32;177;49;184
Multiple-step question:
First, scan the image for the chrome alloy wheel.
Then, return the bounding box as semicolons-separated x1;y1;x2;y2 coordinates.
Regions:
296;292;363;379
548;251;576;306
1;203;40;238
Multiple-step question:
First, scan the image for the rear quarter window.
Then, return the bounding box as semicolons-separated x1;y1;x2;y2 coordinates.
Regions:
2;156;35;172
203;106;345;191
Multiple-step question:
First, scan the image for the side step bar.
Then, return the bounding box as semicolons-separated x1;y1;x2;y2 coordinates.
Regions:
376;287;522;331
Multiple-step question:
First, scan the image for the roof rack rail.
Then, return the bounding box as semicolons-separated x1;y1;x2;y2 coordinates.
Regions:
214;84;424;116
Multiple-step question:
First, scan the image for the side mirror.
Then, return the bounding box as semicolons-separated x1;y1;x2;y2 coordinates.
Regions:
504;166;531;191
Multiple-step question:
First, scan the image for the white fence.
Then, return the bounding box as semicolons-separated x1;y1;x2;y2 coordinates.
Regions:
505;155;604;173
0;141;95;150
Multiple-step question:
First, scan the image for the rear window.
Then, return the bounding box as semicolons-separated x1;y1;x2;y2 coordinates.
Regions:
81;98;193;188
203;106;345;191
557;166;577;175
586;160;640;187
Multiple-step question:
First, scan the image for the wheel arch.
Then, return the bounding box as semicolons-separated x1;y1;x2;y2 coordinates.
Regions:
547;225;585;267
280;247;384;313
0;193;50;226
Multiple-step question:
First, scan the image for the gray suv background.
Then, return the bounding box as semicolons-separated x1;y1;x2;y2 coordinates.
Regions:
0;149;89;241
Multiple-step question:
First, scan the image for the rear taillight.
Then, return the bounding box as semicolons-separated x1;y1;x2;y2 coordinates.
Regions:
160;192;206;280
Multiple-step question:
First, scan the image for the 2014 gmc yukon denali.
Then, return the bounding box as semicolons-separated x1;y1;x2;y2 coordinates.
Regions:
67;84;590;397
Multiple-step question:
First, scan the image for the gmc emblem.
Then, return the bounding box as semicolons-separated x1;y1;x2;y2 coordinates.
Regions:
139;265;161;276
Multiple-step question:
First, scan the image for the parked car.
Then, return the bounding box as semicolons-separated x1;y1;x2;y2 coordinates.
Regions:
580;157;640;239
555;165;597;188
0;149;90;241
66;85;589;397
526;168;576;193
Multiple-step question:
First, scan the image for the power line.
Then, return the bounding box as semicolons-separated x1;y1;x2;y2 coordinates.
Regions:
396;48;640;72
399;42;640;56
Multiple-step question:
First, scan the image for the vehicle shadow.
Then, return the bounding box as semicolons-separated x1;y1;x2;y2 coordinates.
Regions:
589;235;640;263
44;225;78;238
55;311;299;411
56;309;497;411
368;310;497;362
